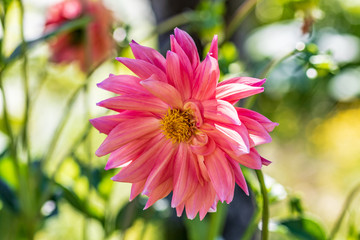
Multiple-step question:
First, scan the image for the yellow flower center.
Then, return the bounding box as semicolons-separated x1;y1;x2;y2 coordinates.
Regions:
160;108;196;143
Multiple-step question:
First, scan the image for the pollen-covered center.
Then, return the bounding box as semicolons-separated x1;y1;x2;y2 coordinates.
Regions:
160;108;196;143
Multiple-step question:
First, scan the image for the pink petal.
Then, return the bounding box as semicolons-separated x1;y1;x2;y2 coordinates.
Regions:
97;74;147;95
95;117;160;157
261;156;272;166
130;179;146;201
198;184;217;220
90;110;154;135
130;40;166;72
174;28;200;70
184;101;203;127
228;148;262;170
140;78;183;108
166;51;191;100
97;94;169;114
142;142;176;195
236;107;278;132
171;143;198;207
202;99;241;125
144;178;173;209
176;203;185;217
227;157;249;195
170;35;193;80
190;132;216;156
208;35;218;60
185;181;216;220
202;122;250;157
90;114;123;134
239;115;272;147
191;152;208;185
216;83;264;104
116;57;167;82
111;135;169;183
205;148;234;202
192;55;219;101
218;77;266;87
105;138;149;170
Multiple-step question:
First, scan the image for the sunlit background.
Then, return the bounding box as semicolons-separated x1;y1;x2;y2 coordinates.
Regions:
0;0;359;239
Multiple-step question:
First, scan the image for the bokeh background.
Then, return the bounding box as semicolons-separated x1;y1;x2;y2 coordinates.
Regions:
0;0;359;239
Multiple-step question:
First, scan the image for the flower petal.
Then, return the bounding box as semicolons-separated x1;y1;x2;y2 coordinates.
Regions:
97;74;147;95
90;110;154;135
236;107;278;132
192;55;219;101
228;148;262;170
202;122;250;157
190;132;216;156
111;135;168;182
202;99;241;125
130;40;166;72
205;148;234;202
97;94;168;114
90;114;123;134
239;115;272;147
208;35;218;60
105;137;149;170
95;117;160;157
171;143;198;208
227;157;249;195
144;178;173;209
174;28;200;70
184;101;203;127
261;156;272;166
218;77;266;87
185;181;216;220
176;203;185;217
130;179;146;201
166;51;191;99
116;57;167;82
216;83;264;104
170;35;193;80
142;142;176;195
140;78;183;108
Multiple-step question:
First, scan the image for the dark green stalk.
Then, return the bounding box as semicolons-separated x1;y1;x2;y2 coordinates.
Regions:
255;170;269;240
207;203;228;240
19;0;30;164
328;183;360;240
42;82;86;165
223;0;258;43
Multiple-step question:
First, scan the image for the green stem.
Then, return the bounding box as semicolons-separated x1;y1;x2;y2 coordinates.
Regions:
328;183;360;240
42;82;86;166
223;0;258;43
140;11;197;43
255;170;269;240
207;202;228;240
241;206;261;240
243;50;296;109
156;11;197;35
19;0;30;164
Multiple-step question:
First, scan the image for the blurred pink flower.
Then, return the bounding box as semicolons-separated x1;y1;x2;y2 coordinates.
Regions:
45;0;114;71
91;28;278;220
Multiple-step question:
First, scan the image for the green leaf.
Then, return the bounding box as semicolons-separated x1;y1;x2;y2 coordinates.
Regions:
280;216;327;240
56;183;104;225
115;199;141;232
289;195;304;216
184;216;210;240
4;16;91;66
0;178;19;213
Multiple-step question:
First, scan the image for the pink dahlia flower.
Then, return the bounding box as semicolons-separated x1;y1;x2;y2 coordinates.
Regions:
91;28;278;220
45;0;114;72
